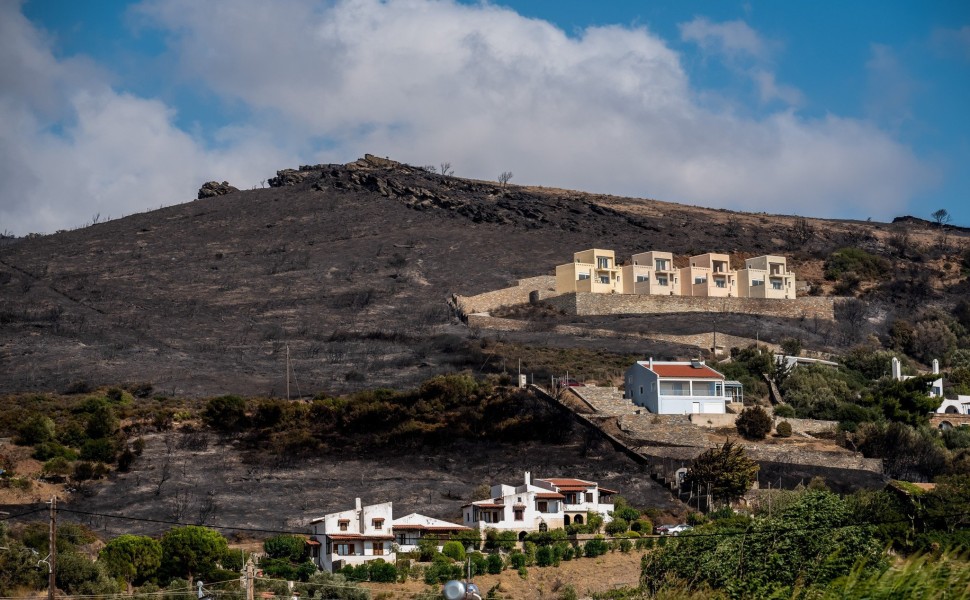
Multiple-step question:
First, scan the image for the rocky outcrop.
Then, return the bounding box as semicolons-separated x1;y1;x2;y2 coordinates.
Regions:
267;169;307;187
197;181;239;199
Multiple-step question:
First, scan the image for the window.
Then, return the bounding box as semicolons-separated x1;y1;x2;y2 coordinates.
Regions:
338;520;349;532
639;386;644;395
599;275;610;284
373;542;384;556
514;509;524;521
657;276;668;286
597;257;610;269
752;280;764;286
715;279;726;288
335;543;353;556
772;281;783;290
372;518;384;530
693;381;716;396
537;501;548;512
660;381;690;396
585;493;593;503
578;271;591;280
694;276;707;285
655;259;669;271
637;275;649;282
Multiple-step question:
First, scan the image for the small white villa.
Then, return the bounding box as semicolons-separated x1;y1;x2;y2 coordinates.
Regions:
624;358;740;414
462;472;616;539
310;498;395;572
310;499;468;572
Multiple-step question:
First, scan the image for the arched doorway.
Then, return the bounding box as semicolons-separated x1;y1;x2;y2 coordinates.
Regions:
945;406;959;413
518;531;527;542
564;515;571;526
538;522;548;532
574;514;584;525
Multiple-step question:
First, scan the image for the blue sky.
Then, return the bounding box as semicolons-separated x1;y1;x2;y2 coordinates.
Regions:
2;0;968;235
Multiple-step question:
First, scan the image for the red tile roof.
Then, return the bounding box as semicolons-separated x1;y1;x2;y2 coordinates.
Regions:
648;364;723;379
538;478;594;487
535;492;565;499
598;487;618;495
326;534;395;541
393;524;467;531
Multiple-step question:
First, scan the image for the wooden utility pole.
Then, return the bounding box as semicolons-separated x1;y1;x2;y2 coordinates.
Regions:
48;496;57;600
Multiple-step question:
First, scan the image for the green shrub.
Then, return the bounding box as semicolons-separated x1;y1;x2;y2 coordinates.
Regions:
80;438;117;463
32;442;77;461
604;518;629;536
630;518;652;533
618;539;633;553
736;406;772;440
202;395;247;430
17;414;56;445
773;404;796;418
367;559;396;583
583;536;608;558
441;541;466;562
42;456;73;477
508;552;526;569
535;545;553;567
776;421;793;438
486;553;503;574
264;534;307;561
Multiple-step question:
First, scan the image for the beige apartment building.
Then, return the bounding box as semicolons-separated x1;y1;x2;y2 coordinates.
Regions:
620;251;680;295
556;249;621;293
737;255;796;299
679;253;736;297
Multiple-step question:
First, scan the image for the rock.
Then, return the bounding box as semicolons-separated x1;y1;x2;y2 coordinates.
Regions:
197;181;239;199
267;169;306;187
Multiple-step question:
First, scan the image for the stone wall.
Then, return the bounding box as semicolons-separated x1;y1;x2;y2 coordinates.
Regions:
544;292;838;321
454;275;557;315
636;443;881;473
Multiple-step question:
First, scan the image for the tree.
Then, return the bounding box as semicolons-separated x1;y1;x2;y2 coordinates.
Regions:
86;404;119;439
735;406;772;440
683;440;759;503
931;209;951;227
263;534;307;562
16;414;56;445
498;171;513;187
439;162;454;177
780;337;803;357
160;526;229;585
202;395;247;430
100;535;162;593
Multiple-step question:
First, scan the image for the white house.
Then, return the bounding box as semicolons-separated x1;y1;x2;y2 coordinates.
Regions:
892;356;944;398
309;498;396;572
624;358;733;414
937;396;970;415
462;472;615;539
392;513;471;553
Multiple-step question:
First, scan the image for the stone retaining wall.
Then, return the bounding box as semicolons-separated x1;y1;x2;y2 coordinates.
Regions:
636;443;881;473
454;275;557;315
544;292;838;321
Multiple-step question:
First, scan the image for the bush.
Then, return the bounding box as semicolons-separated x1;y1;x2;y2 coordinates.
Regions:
80;438;117;463
535;545;553;567
486;553;503;574
583;536;608;558
736;406;773;440
618;539;633;553
367;559;396;583
264;534;307;561
202;395;247;430
32;442;77;461
776;421;793;438
17;415;56;445
773;404;796;418
508;552;526;569
604;518;629;536
441;541;466;562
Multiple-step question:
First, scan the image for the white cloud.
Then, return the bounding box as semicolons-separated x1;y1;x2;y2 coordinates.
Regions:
865;43;918;129
0;0;938;234
930;25;970;61
751;69;804;106
678;16;768;60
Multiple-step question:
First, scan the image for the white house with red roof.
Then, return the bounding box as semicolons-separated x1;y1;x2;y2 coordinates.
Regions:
624;358;733;414
392;513;471;552
461;472;615;538
310;498;396;572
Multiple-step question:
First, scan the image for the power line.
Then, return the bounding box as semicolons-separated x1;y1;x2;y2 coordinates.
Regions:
0;506;47;521
56;508;308;536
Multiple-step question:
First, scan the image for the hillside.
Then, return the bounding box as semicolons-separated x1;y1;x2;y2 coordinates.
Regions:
1;154;968;397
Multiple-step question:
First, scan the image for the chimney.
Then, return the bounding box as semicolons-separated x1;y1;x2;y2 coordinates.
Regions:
355;497;362;512
524;471;531;485
891;357;901;380
648;357;654;369
932;359;939;375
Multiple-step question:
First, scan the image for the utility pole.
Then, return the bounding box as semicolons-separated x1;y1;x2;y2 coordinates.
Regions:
244;557;255;600
285;344;290;401
48;496;57;600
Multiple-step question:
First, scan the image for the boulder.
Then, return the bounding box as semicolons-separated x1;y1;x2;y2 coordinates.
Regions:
197;181;239;199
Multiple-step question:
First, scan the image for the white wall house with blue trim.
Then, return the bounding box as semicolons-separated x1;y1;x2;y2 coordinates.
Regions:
624;358;737;414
